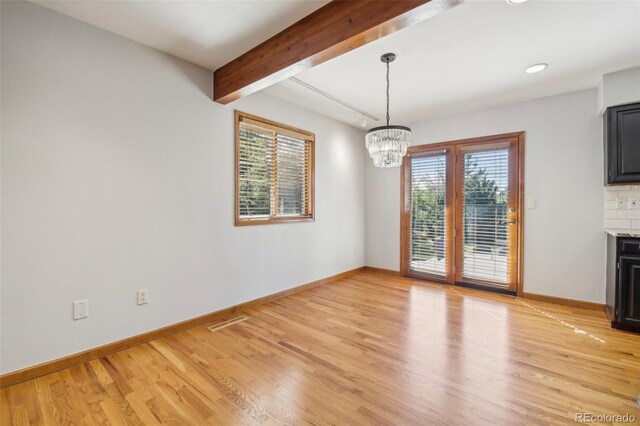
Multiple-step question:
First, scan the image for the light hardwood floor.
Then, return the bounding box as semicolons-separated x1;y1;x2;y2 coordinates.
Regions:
2;270;639;425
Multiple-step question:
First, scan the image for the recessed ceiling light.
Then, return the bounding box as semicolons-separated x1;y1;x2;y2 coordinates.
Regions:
525;63;548;74
507;0;528;4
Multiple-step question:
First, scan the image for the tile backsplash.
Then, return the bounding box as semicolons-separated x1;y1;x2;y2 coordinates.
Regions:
604;185;640;229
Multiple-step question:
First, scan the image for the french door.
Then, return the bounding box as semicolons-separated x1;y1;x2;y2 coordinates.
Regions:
401;132;523;293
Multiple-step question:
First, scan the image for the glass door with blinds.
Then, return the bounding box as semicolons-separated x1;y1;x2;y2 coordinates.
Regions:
402;149;454;282
454;141;520;292
402;133;523;294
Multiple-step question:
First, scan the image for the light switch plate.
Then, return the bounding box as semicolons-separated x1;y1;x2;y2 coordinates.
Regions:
73;299;88;320
137;289;149;305
527;198;536;209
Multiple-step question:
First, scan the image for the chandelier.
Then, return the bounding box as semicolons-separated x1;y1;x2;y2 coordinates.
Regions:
365;53;411;168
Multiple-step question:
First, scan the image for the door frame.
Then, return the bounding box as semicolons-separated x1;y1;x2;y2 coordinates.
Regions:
400;131;525;294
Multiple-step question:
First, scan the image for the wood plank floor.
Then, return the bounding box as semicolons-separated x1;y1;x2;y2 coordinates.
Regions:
2;270;639;425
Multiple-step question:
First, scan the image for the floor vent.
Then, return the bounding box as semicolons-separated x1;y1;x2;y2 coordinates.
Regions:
207;315;249;332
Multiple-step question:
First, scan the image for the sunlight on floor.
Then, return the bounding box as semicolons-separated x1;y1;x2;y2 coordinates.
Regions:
516;299;606;344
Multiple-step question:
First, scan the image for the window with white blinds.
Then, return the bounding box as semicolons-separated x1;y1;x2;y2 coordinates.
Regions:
235;112;314;225
461;149;509;284
409;153;448;277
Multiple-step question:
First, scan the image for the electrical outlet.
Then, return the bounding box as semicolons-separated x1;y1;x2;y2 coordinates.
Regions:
617;198;627;209
630;199;639;209
137;289;149;305
73;300;89;320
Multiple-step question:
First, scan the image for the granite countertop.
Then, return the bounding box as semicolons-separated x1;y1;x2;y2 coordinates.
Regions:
605;229;640;237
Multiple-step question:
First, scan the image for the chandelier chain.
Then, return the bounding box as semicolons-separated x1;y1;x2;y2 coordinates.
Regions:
386;59;390;127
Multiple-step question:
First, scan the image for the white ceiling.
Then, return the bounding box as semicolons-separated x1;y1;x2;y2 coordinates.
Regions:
32;0;329;70
267;0;640;128
33;0;640;129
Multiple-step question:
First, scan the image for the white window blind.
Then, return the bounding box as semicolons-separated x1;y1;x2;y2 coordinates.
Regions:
409;153;448;277
236;113;314;224
461;149;509;284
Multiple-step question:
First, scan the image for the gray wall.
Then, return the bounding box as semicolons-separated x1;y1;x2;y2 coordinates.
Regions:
1;1;366;374
365;89;605;303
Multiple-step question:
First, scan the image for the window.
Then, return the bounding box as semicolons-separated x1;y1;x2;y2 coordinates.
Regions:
235;111;315;225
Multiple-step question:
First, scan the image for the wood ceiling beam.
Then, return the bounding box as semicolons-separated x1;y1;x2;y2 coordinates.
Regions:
213;0;461;104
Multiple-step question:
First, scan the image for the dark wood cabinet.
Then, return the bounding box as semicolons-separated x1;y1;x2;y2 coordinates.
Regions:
605;102;640;185
618;256;640;327
606;234;640;332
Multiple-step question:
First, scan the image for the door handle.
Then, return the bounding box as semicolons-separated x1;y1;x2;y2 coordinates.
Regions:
497;219;517;225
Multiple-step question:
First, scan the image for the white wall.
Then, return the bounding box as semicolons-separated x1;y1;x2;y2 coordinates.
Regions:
366;89;605;303
598;67;640;113
0;1;366;374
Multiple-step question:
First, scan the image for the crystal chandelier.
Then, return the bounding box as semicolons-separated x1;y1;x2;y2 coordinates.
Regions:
365;53;411;168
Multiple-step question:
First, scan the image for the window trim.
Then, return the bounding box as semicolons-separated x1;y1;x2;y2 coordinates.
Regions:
234;110;315;226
